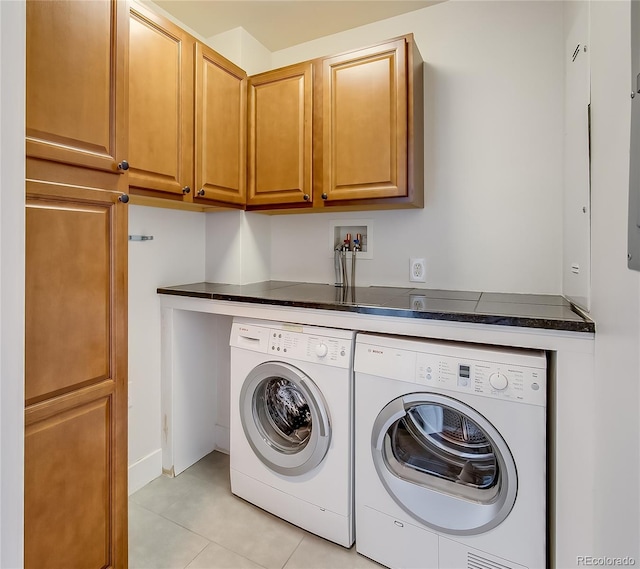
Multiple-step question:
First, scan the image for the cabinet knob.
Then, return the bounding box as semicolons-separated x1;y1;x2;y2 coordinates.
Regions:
117;160;129;171
197;189;205;197
303;194;310;201
321;193;328;200
182;186;191;195
118;194;130;204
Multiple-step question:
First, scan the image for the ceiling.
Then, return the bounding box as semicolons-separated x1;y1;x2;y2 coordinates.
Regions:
150;1;441;52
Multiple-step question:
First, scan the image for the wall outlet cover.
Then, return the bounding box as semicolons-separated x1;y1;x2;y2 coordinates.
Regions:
410;258;426;282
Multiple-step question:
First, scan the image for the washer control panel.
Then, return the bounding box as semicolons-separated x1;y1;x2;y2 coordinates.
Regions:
268;330;351;368
231;320;353;369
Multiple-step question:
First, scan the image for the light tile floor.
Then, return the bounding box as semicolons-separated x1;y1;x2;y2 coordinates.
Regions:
129;451;382;569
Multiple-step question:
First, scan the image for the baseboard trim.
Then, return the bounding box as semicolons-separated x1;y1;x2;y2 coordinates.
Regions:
128;449;163;495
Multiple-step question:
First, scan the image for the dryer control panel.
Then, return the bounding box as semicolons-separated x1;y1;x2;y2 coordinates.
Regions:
355;335;546;406
414;350;546;406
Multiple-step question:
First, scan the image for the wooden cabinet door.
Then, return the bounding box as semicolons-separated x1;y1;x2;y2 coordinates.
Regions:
247;62;313;208
26;0;128;174
320;38;409;203
24;180;128;569
194;44;247;206
128;2;194;198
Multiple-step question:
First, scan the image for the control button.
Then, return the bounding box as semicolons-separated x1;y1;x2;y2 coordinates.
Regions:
531;382;540;391
458;378;468;387
426;367;432;373
315;343;328;358
340;350;346;357
426;373;432;380
489;372;508;391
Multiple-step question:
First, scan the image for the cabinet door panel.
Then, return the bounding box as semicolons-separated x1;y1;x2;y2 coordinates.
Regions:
25;196;111;404
128;4;194;195
247;63;313;208
26;0;127;173
322;39;407;201
25;396;112;569
24;179;128;568
334;58;393;186
195;44;247;205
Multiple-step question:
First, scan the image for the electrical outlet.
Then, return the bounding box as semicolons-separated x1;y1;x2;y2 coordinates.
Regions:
410;258;426;282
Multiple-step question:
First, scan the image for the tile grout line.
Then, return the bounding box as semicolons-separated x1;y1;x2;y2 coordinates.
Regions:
279;533;308;569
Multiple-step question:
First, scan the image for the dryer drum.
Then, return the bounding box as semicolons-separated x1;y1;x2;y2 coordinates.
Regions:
406;405;494;457
391;404;499;491
262;377;312;445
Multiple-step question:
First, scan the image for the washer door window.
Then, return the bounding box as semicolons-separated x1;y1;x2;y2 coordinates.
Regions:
240;362;331;476
372;393;517;535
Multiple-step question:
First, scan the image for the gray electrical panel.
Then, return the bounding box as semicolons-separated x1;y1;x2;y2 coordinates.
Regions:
629;1;640;270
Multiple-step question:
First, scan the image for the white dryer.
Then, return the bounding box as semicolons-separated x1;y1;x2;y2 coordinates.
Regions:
354;333;547;569
230;318;355;547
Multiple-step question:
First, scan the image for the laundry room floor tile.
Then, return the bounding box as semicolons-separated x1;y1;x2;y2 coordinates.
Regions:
129;501;209;569
162;488;304;569
185;541;264;569
283;534;382;569
129;451;382;569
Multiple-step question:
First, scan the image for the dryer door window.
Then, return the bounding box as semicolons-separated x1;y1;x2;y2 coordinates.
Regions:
389;403;499;496
372;393;517;535
240;362;331;476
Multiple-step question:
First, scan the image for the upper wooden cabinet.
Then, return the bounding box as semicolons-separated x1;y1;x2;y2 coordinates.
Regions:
246;62;313;210
128;3;247;207
247;35;423;212
125;1;422;212
128;2;194;199
315;35;424;209
194;44;247;207
26;0;128;175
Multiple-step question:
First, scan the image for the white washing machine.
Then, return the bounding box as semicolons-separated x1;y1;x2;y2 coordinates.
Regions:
354;333;547;569
229;318;355;547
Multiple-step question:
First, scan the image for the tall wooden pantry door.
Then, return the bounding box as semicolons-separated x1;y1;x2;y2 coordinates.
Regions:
24;181;128;569
24;0;129;567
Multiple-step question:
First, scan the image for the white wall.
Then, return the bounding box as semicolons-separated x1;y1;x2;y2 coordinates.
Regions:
0;1;25;566
263;1;564;293
128;206;206;491
589;0;639;561
563;1;591;311
205;211;271;284
206;27;271;76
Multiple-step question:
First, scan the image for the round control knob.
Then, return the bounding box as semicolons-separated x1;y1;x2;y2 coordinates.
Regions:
315;343;328;358
489;372;508;391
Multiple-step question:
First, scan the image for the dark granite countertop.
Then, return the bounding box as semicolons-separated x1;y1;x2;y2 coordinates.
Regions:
157;281;595;333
